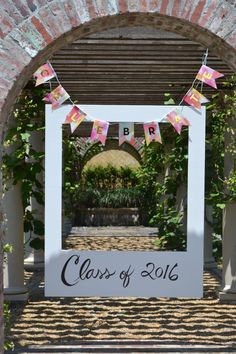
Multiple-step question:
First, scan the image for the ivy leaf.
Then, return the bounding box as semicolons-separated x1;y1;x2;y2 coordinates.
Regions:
164;92;176;105
216;203;226;209
24;219;33;232
34;179;43;189
3;243;13;254
29;237;44;250
32;191;44;204
4;128;17;142
13;165;28;180
164;98;175;105
33;219;44;235
20;132;30;142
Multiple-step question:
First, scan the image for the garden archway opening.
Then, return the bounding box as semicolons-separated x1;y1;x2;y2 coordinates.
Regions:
1;1;236;350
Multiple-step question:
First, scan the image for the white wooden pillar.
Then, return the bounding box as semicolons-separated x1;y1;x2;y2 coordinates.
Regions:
3;183;28;301
219;115;236;301
204;205;216;269
24;130;44;269
219;203;236;300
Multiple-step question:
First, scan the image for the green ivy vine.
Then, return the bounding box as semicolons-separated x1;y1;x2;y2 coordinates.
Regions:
205;76;236;258
2;77;235;256
206;76;236;206
2;87;45;250
136;124;188;251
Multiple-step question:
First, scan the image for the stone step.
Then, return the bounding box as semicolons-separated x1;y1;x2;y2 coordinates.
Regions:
8;341;236;354
70;226;158;237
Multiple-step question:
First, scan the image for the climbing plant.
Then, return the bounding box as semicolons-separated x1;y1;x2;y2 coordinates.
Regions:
136;123;188;251
3;77;235;255
136;77;236;254
205;76;236;260
206;76;236;206
2;87;45;250
62;134;103;216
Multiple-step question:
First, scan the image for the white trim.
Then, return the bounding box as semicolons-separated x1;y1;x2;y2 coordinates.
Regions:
45;105;205;297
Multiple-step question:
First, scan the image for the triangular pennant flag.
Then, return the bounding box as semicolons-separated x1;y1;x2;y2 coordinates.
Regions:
119;122;135;146
43;85;70;110
167;110;190;134
196;65;224;89
183;87;209;110
65;106;87;133
33;63;56;86
90;120;109;146
143;122;162;145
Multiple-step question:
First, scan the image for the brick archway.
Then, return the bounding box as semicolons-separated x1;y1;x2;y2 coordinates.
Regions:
82;138;143;168
0;1;236;349
0;0;236;141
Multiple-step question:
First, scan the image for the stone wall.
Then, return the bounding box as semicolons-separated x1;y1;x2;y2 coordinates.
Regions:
75;207;145;226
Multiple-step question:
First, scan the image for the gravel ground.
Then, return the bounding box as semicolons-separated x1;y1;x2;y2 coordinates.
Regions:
6;228;236;349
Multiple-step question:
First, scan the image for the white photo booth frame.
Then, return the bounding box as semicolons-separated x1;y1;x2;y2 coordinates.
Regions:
45;105;205;297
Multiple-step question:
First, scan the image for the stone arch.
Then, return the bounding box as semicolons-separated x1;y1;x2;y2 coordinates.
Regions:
81;138;143;168
0;0;236;141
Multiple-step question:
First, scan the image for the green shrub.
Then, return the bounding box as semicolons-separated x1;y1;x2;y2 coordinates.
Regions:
77;187;142;208
75;165;141;209
81;165;138;190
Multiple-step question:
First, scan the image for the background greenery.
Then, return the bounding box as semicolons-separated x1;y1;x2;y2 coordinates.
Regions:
2;88;45;250
2;77;236;253
205;76;236;260
2;77;235;346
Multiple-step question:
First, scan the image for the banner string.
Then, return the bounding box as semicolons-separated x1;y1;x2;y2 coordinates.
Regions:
47;50;209;115
47;60;76;106
46;61;117;124
39;47;221;138
178;48;209;108
200;48;208;93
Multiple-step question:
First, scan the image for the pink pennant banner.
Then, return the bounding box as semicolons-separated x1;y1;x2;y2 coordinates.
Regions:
167;110;190;135
43;85;70;110
119;122;135;146
196;65;224;89
33;63;56;86
90;120;109;146
65;106;87;133
143;121;162;145
183;87;209;110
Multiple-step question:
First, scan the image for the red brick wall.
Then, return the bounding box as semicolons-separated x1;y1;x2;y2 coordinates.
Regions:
0;0;235;137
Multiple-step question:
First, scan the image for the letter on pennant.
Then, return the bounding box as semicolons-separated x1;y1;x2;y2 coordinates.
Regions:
33;63;56;86
183;88;209;110
90;120;109;146
43;85;70;110
119;123;135;146
143;122;162;145
167;110;190;135
64;106;87;133
196;65;224;89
